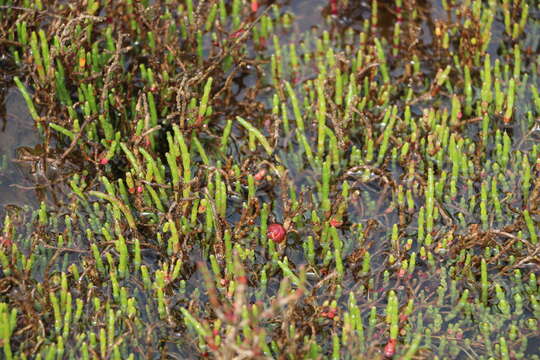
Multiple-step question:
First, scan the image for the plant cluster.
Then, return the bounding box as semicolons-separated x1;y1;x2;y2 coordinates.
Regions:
0;0;539;359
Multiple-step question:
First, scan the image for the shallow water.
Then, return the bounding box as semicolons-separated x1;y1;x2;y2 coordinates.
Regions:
0;86;42;213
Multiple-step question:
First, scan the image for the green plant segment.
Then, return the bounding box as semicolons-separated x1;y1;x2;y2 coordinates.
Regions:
0;0;539;359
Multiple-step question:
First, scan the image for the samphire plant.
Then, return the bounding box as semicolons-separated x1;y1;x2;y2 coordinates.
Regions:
0;0;539;359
